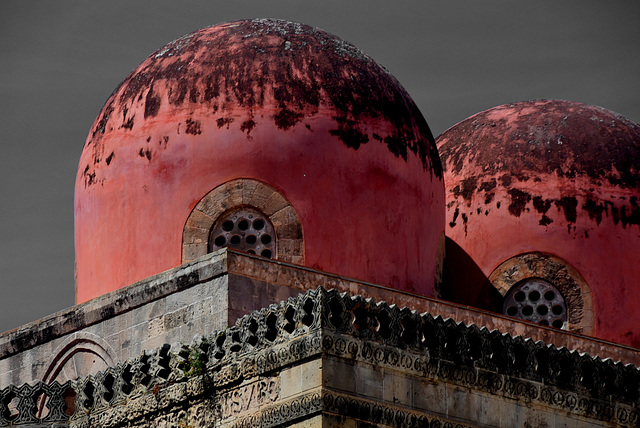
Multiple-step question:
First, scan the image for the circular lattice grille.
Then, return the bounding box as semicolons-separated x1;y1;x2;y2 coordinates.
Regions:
503;278;568;329
209;207;276;258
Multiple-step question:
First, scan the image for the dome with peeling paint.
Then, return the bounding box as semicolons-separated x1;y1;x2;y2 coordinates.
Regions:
437;99;640;347
75;19;444;303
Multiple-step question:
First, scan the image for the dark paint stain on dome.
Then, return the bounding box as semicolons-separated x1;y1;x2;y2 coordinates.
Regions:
185;118;201;135
451;176;478;205
449;207;460;228
240;119;256;135
144;86;161;118
533;196;552;215
329;128;369;150
555;197;578;223
86;19;440;177
216;117;233;129
479;179;496;193
507;188;531;217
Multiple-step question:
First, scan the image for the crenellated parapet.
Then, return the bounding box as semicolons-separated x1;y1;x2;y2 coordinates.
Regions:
2;287;639;427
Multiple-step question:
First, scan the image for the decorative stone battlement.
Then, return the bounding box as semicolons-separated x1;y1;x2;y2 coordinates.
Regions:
2;287;639;427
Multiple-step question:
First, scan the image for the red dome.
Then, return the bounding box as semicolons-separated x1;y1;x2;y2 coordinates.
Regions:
437;99;640;346
75;19;444;302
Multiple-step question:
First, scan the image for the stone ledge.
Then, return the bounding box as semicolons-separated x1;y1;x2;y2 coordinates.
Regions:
0;251;230;358
3;287;639;427
2;249;639;370
229;252;640;367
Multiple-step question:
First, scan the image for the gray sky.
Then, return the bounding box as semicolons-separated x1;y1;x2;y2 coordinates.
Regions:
1;1;639;334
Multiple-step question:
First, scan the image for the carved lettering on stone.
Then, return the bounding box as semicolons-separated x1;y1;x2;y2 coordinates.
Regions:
220;379;279;419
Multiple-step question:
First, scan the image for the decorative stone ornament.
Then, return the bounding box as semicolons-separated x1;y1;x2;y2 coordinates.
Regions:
2;287;638;427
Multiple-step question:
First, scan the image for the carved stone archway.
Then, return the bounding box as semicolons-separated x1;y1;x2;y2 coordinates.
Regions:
183;179;304;265
489;252;594;335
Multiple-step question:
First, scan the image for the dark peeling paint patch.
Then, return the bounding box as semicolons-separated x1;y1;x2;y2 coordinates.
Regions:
539;215;553;226
479;179;496;193
454;176;478;203
383;135;407;162
608;201;620;225
461;212;468;235
591;198;640;228
533;196;554;226
449;207;459;228
500;174;512;187
84;19;440;177
484;192;495;204
144;87;161;118
241;119;256;135
122;117;134;130
168;78;188;106
274;109;303;130
189;86;199;103
139;148;152;161
216;117;233;129
496;201;501;209
121;106;134;130
106;152;115;166
533;196;552;214
583;198;605;225
507;188;531;217
619;196;640;228
82;165;96;188
185;118;202;135
555;196;577;223
451;176;479;205
92;105;113;139
329;128;369;150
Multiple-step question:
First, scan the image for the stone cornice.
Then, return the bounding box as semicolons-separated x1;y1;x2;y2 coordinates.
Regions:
2;287;639;427
2;250;639;368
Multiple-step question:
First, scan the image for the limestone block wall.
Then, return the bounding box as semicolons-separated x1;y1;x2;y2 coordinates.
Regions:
0;251;229;387
3;249;640;390
1;287;639;427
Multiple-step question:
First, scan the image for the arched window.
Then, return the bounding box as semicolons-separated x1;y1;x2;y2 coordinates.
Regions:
182;179;303;264
490;252;594;334
209;206;276;258
502;278;568;329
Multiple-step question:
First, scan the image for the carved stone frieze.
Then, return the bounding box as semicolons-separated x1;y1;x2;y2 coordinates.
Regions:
1;286;639;427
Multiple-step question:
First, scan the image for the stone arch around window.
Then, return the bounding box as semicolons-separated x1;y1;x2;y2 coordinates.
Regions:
489;252;594;335
182;179;304;264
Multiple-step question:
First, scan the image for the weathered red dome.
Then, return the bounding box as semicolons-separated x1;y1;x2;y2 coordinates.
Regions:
75;19;444;302
437;99;640;346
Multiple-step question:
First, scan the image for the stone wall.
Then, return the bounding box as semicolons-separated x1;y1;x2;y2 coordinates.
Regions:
2;249;640;389
0;250;311;387
1;288;638;427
